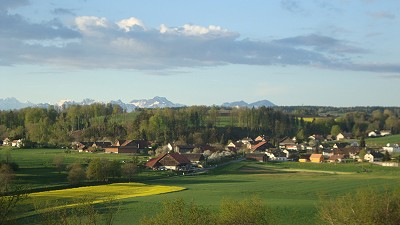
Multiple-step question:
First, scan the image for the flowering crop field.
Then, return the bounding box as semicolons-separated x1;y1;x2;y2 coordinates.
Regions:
31;182;184;201
19;183;185;218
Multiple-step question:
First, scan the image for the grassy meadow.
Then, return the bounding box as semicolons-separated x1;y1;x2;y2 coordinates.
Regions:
2;148;400;224
366;134;400;147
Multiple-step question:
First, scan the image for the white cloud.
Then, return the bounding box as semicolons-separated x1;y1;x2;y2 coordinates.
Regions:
117;17;145;32
75;16;111;31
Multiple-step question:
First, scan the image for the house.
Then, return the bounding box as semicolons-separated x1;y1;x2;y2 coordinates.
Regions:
308;134;324;142
181;153;205;164
283;149;299;161
364;151;384;162
382;143;400;154
251;141;274;153
336;132;353;140
333;147;361;159
241;137;253;145
2;138;10;146
328;154;345;163
333;142;349;149
255;135;268;142
105;140;150;154
266;150;288;162
309;154;324;163
246;153;268;162
174;145;196;154
299;154;311;162
368;130;391;137
11;139;23;148
279;137;296;149
145;153;191;171
380;130;391;136
368;130;381;137
229;141;251;150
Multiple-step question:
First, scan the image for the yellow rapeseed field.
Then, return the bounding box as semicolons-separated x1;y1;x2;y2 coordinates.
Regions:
26;183;185;214
31;182;184;200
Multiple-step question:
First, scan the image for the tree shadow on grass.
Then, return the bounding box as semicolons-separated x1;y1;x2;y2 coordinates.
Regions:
144;178;251;186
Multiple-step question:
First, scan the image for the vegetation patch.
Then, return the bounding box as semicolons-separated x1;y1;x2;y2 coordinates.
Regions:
20;183;185;218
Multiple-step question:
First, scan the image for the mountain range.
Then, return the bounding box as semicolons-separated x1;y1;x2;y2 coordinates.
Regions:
0;97;276;111
222;100;276;108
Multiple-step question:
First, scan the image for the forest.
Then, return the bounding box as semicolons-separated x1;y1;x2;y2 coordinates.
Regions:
0;104;400;147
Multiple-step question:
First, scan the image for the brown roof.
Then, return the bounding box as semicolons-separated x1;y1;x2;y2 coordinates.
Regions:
329;154;345;160
252;141;267;150
181;153;205;162
334;147;361;155
145;153;191;168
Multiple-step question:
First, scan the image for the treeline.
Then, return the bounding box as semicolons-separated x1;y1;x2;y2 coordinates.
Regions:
1;104;400;147
296;108;400;142
0;105;298;146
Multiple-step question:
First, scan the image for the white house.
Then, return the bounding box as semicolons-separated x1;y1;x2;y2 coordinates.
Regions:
382;143;400;154
364;151;383;162
11;139;23;148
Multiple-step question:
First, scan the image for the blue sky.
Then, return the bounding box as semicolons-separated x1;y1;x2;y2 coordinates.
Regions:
1;0;399;106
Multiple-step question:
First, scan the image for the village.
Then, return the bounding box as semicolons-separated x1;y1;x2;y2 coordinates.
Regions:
4;129;398;173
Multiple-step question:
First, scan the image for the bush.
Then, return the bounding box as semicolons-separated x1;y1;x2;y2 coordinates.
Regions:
319;188;400;225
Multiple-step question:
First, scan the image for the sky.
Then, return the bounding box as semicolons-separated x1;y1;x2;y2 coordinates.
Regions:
1;0;400;106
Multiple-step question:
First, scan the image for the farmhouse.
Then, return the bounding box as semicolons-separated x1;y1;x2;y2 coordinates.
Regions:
181;153;205;164
145;153;191;171
246;153;268;162
174;145;196;154
328;154;345;163
279;137;296;149
251;141;274;153
309;154;324;163
105;140;150;154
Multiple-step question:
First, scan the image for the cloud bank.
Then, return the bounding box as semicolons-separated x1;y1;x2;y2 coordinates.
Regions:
0;6;399;74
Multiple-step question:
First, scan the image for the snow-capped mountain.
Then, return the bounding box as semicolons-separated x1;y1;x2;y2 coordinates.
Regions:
129;96;185;108
0;97;185;111
0;97;34;110
222;99;276;108
0;97;276;111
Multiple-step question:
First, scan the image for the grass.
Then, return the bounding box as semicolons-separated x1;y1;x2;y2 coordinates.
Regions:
0;148;154;190
109;161;400;225
366;134;400;147
5;148;400;224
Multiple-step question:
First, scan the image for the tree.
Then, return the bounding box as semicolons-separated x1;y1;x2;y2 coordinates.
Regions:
53;156;65;174
383;151;391;162
67;163;86;185
0;164;14;193
330;125;341;137
0;164;27;225
122;162;137;181
217;196;272;225
86;159;121;182
319;188;400;225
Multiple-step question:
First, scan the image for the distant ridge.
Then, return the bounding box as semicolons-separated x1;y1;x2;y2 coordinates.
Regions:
222;99;276;108
0;97;185;112
0;97;276;111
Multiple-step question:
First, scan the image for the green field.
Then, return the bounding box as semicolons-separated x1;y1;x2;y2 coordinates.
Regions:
366;134;400;147
3;148;400;224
